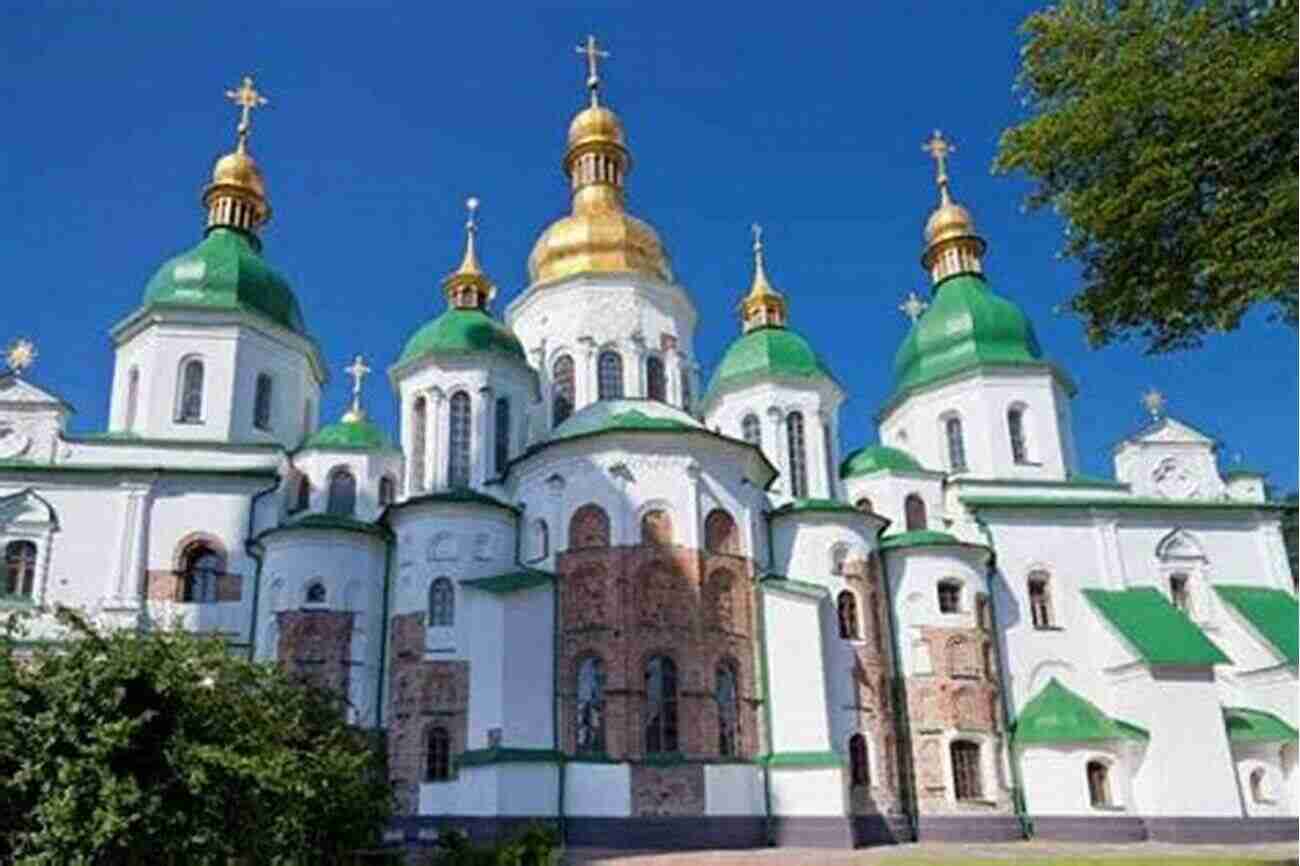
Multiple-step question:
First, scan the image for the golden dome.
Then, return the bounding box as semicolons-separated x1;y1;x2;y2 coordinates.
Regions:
568;105;626;149
924;199;976;246
528;189;672;285
210;149;266;199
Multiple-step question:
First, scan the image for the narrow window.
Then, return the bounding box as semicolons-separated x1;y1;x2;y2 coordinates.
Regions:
716;662;740;758
576;656;606;754
837;591;860;640
1169;573;1191;614
303;398;314;439
681;368;692;409
1008;407;1029;464
3;540;37;598
327;469;356;517
181;545;223;603
644;655;679;754
125;367;140;433
704;509;739;554
1087;760;1111;807
641;509;673;546
1028;572;1053;629
951;741;983;800
426;726;452;781
938;580;961;614
378;475;396;507
904;494;927;532
253;373;273;431
597;350;624;400
1249;767;1267;803
569;504;610;549
646;356;666;402
411;396;427;493
741;413;762;447
855;497;873;514
849;733;870;786
447;391;472;488
552;355;575;426
494;397;510;474
823;420;836;497
945;416;967;473
428;577;455;627
787;411;808;498
293;476;311;513
304;581;326;605
177;359;204;423
533;519;550;561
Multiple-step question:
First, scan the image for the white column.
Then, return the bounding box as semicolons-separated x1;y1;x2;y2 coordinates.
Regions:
1092;512;1125;589
429;387;446;491
476;385;493;486
110;482;154;608
630;336;646;399
767;407;788;498
579;337;597;408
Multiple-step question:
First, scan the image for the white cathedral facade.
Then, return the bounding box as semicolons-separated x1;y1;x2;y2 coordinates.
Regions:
2;60;1296;850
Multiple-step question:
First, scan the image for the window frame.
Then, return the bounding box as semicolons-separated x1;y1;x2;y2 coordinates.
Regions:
937;579;962;614
552;355;575;427
837;590;861;640
1086;758;1113;808
849;733;870;787
944;414;968;473
575;655;607;755
1008;405;1030;465
176;357;205;424
1028;572;1054;629
741;413;762;448
645;355;666;402
447;390;472;489
428;576;455;628
787;411;808;498
3;540;38;599
904;494;927;532
644;655;680;755
425;725;453;782
326;467;357;517
715;660;741;758
950;740;983;801
493;396;510;475
253;372;274;431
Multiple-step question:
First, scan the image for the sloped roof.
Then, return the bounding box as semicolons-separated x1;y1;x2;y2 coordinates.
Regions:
1082;587;1230;666
1223;707;1299;743
1013;678;1149;745
1213;585;1299;666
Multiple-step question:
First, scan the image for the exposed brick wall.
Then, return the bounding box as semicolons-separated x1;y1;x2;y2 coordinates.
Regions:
630;764;706;816
276;609;354;699
145;569;242;602
386;610;470;815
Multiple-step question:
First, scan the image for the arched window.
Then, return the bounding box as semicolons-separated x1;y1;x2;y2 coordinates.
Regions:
124;367;140;433
597;350;624;400
837;591;860;640
327;468;356;517
177;358;204;423
1087;760;1111;807
715;661;740;758
181;544;223;603
532;519;550;561
569;503;610;549
904;494;927;532
707;569;735;632
1028;571;1053;629
378;475;396;507
1008;407;1029;464
646;356;666;402
3;540;37;598
787;411;808;498
945;416;967;472
552;355;575;426
641;509;673;546
253;373;273;431
855;497;873;514
849;733;870;786
938;579;962;614
411;395;427;493
293;475;311;513
304;580;326;605
576;656;606;754
426;726;452;781
704;509;739;554
644;655;679;754
494;397;510;474
429;577;454;627
951;740;982;800
831;544;849;576
1169;573;1191;614
741;413;761;447
1249;767;1267;803
447;391;472;488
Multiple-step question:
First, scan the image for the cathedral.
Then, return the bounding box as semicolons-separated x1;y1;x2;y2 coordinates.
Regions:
2;44;1296;851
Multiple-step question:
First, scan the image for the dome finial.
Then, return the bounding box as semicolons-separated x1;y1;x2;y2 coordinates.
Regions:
922;129;955;206
443;196;495;309
920;129;986;283
576;34;610;107
341;354;371;423
225;75;268;154
739;222;788;333
204;75;271;240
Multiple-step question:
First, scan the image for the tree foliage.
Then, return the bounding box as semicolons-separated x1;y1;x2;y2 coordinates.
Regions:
995;0;1297;352
0;608;391;865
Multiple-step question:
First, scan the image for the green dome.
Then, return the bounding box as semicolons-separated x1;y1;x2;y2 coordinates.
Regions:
303;417;395;451
840;444;924;478
398;308;526;367
705;326;835;401
550;399;702;442
142;228;306;335
892;274;1042;398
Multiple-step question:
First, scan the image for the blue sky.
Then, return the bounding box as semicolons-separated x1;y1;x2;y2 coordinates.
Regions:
4;3;1295;490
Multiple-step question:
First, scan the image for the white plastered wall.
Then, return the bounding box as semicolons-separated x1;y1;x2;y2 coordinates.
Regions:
1017;742;1140;815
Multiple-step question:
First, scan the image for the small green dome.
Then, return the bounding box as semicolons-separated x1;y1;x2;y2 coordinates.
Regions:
550;399;701;442
142;228;306;335
892;274;1042;398
398;308;526;367
840;444;924;478
303;417;394;452
705;326;835;400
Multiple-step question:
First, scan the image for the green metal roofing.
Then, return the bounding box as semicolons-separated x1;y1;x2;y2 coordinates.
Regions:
1223;707;1300;743
1213;585;1299;665
892;273;1046;400
551;399;701;441
963;495;1283;512
0;459;276;479
704;325;836;402
840;444;925;478
880;529;979;551
141;228;306;335
758;575;828;599
397;307;526;366
302;417;396;452
385;488;520;515
458;747;563;767
461;569;555;594
769;498;862;517
256;513;391;542
1013;678;1149;746
1082;587;1231;666
759;750;844;768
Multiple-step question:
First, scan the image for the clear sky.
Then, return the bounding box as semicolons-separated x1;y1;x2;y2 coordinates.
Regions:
4;3;1295;491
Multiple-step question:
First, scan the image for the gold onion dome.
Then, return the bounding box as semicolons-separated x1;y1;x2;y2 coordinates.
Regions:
527;35;672;287
919;130;985;283
443;197;496;309
204;75;271;235
739;224;788;332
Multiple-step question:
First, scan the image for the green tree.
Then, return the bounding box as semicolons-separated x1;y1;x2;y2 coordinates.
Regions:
0;607;391;866
995;0;1297;352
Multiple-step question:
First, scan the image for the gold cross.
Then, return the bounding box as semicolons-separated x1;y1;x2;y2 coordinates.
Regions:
224;75;267;148
345;354;371;406
899;291;929;323
922;129;954;182
575;35;610;105
751;222;764;255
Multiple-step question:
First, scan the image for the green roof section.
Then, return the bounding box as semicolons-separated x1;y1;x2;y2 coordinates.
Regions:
1012;678;1149;746
840;444;926;478
1213;585;1299;665
397;307;526;367
550;400;701;442
302;417;396;452
461;569;555;595
1223;707;1299;743
1082;587;1231;667
758;575;828;599
386;488;520;515
141;228;307;335
704;326;837;403
880;529;981;551
0;459;276;479
770;498;862;517
759;751;844;768
458;747;563;768
963;495;1284;512
256;513;391;542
